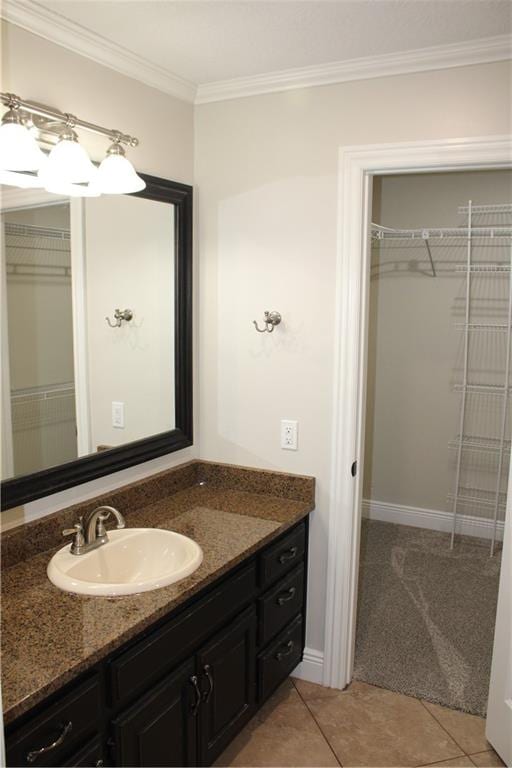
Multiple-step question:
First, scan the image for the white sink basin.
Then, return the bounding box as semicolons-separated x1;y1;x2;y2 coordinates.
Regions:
47;528;203;597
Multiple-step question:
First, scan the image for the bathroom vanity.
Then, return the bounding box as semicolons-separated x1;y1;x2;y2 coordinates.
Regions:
1;461;313;767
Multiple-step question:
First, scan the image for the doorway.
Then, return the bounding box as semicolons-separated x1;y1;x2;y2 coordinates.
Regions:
354;169;511;716
322;135;512;761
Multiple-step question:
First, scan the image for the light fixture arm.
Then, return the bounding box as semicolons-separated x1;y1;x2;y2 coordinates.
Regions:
0;92;139;148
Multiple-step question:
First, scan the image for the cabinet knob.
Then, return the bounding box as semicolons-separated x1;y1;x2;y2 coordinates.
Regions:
275;640;295;662
277;586;296;606
202;664;214;703
26;721;73;763
278;546;298;564
189;675;201;715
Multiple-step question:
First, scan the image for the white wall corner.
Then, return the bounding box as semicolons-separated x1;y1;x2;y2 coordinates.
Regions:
293;647;325;686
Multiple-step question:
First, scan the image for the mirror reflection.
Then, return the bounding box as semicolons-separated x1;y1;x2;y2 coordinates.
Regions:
1;189;175;481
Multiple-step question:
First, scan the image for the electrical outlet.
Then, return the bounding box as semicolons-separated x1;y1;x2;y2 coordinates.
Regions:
281;419;298;450
112;401;124;428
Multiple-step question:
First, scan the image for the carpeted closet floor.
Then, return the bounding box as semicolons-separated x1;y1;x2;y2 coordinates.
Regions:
353;519;502;717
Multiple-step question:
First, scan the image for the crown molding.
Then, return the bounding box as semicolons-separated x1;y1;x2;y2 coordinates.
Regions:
1;0;197;104
195;34;512;104
2;1;510;106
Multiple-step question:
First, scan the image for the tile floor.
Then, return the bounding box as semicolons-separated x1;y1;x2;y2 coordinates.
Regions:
215;678;506;768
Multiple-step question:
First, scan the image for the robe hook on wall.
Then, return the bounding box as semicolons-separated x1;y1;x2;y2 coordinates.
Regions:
106;308;133;328
253;311;282;333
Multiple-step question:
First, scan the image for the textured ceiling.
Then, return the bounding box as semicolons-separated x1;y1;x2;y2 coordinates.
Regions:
35;0;512;84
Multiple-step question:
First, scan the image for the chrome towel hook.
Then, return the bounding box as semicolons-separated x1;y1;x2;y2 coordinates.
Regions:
106;308;133;328
253;311;282;333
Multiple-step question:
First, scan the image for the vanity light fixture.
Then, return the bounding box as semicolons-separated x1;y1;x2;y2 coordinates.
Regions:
41;127;97;185
0;108;45;171
95;140;145;194
0;92;145;196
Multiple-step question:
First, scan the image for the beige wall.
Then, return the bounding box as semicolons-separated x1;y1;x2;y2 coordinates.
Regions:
0;22;196;528
195;61;511;656
84;195;174;449
365;170;512;513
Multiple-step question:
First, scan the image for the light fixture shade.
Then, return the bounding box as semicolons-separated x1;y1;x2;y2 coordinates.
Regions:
0;122;46;172
0;170;44;189
95;153;146;194
44;137;97;184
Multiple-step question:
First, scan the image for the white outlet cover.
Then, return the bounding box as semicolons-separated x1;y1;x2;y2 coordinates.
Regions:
112;401;125;429
281;419;298;450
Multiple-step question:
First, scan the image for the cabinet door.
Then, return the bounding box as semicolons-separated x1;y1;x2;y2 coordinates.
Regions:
111;658;198;767
197;606;256;766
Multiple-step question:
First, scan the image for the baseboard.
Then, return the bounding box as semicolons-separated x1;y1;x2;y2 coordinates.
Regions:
362;499;504;541
292;647;324;685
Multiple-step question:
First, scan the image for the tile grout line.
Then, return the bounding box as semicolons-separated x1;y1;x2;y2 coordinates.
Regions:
418;699;477;759
291;678;343;768
418;756;477;767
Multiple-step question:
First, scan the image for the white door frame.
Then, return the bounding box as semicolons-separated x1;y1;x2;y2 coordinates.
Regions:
323;134;512;690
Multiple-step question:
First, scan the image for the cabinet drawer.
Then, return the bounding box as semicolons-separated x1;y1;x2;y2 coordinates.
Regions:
109;562;257;705
6;675;101;768
258;614;303;702
259;523;305;588
258;564;304;646
62;738;103;767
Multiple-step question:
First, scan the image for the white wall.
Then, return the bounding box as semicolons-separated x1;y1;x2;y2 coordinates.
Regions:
84;195;174;450
195;61;512;657
0;22;196;528
365;170;512;514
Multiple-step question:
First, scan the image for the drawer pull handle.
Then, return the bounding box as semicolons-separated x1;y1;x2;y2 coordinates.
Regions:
277;586;296;605
189;675;201;715
202;664;214;704
275;640;295;662
26;721;73;763
278;546;298;564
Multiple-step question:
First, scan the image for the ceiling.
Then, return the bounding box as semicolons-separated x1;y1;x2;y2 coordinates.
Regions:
27;0;512;84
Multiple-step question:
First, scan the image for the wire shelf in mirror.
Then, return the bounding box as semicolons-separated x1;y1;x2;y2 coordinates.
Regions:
448;435;511;454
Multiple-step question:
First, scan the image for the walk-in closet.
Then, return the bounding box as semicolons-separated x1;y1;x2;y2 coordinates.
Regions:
356;169;512;717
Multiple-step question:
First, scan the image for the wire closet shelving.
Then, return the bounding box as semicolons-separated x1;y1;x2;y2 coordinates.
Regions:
371;201;512;556
3;221;71;277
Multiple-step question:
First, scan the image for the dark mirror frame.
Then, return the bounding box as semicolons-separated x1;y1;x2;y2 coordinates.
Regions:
1;173;193;511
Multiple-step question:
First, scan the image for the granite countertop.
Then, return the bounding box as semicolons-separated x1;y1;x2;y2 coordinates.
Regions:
1;463;314;726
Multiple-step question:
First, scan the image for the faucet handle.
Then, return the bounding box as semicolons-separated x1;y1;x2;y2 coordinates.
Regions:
62;521;86;554
94;506;126;539
96;511;110;539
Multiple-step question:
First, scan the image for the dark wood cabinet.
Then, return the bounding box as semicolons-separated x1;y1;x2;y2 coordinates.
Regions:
5;676;101;768
62;738;104;767
5;518;309;768
112;659;197;768
197;607;256;766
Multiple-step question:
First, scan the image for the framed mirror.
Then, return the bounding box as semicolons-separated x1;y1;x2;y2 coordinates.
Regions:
1;174;192;510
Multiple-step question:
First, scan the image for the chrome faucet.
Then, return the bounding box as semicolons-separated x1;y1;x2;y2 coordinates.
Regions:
62;505;126;555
